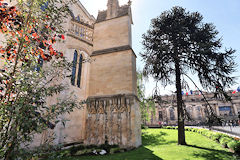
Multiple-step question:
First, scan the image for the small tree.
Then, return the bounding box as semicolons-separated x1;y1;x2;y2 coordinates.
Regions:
141;6;236;145
137;71;147;124
0;0;81;159
137;70;155;126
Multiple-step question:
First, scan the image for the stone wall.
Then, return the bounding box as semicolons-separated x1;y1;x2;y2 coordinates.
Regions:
93;16;131;51
84;94;141;148
88;50;136;97
86;0;141;148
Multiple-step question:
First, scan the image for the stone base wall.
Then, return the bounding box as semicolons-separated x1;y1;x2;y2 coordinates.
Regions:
84;94;141;148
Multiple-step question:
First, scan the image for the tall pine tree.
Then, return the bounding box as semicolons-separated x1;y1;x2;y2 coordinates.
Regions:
141;7;236;145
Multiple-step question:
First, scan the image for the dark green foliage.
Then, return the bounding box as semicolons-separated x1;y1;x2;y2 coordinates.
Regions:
19;144;122;159
166;126;176;129
211;133;223;142
185;127;193;132
137;71;155;125
220;137;233;148
192;128;198;132
141;124;149;129
227;141;240;153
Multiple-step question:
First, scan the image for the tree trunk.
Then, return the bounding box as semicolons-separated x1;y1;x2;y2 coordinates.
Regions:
175;61;187;145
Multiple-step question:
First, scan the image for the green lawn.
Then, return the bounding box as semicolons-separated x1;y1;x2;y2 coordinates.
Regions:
62;129;237;160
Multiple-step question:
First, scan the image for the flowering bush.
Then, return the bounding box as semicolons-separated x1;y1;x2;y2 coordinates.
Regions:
0;0;81;159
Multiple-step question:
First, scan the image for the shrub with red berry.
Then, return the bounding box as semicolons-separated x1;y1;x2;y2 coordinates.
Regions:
0;0;81;159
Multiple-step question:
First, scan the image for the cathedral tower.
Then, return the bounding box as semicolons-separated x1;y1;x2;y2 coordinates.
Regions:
85;0;141;148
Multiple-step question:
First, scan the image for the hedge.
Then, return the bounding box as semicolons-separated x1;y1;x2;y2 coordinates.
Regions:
162;126;240;154
227;141;240;154
220;137;233;148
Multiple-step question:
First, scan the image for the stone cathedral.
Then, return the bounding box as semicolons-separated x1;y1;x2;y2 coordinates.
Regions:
33;0;141;148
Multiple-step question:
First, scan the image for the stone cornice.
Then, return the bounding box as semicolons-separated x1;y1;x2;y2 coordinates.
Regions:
91;45;136;57
87;93;139;102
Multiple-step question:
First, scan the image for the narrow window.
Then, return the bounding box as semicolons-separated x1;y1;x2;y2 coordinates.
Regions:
75;26;79;35
80;28;85;37
71;50;78;85
77;16;80;22
77;54;83;88
170;108;175;120
69;10;74;19
158;111;163;121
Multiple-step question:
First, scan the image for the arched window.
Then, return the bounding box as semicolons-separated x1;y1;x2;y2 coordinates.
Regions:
77;54;83;88
169;107;175;120
71;50;83;88
71;50;78;85
69;10;75;20
77;16;80;22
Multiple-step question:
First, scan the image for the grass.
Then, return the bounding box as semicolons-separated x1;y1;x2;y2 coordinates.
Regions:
58;129;237;160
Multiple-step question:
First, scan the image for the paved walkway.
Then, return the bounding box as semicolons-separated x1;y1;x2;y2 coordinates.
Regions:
211;126;240;138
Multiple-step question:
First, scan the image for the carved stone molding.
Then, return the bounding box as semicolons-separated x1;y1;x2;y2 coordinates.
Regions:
85;94;138;147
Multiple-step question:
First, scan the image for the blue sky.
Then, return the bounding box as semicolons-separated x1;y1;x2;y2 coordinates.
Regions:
80;0;240;96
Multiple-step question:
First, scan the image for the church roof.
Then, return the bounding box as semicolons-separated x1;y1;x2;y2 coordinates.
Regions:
96;5;130;23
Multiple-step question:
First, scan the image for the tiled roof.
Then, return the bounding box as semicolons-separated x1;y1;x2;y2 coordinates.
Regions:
96;5;130;23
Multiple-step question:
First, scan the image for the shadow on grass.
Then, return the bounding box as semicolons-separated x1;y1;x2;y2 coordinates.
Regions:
142;131;177;146
68;146;163;160
187;145;234;160
127;146;163;160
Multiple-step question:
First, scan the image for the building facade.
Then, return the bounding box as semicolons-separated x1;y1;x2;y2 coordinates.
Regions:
0;0;141;148
146;91;240;127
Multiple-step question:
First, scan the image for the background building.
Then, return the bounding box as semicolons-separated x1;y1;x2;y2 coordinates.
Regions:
146;91;240;127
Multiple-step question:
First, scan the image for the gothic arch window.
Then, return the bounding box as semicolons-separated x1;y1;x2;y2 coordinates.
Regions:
71;50;83;88
69;10;75;20
77;54;83;88
71;50;78;85
77;15;80;22
169;107;175;120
